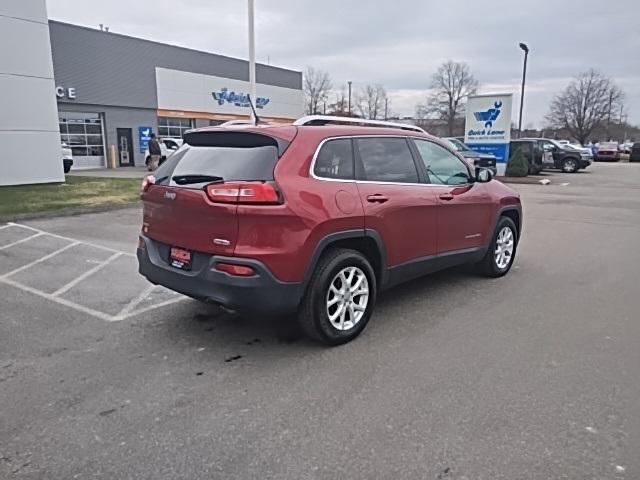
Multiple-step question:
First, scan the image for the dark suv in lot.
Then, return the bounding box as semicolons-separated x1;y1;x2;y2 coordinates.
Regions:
137;117;522;345
519;137;591;173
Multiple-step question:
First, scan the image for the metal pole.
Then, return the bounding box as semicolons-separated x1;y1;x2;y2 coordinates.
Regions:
347;81;352;116
517;49;528;138
248;0;256;124
618;103;623;124
384;98;388;120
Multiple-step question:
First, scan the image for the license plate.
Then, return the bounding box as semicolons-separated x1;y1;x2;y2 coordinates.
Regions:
170;247;192;270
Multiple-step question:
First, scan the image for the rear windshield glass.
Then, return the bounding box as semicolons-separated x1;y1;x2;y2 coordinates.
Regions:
154;133;281;188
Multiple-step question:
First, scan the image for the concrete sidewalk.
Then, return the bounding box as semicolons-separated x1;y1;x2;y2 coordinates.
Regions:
69;167;148;179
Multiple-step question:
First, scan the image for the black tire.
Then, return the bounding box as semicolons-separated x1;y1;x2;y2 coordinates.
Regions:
298;248;377;346
562;157;579;173
477;216;518;277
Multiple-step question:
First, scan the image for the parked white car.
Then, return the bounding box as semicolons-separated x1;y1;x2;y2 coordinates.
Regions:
62;143;73;173
144;138;183;171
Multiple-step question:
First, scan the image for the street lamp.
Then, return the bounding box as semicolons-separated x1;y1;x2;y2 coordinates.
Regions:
347;80;352;116
517;42;529;138
248;0;256;124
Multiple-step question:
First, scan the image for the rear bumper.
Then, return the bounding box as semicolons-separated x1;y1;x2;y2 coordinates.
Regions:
596;153;619;161
137;235;302;314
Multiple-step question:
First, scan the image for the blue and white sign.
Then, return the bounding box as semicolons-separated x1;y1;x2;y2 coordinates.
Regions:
212;88;270;109
464;93;513;175
139;127;152;154
155;68;304;120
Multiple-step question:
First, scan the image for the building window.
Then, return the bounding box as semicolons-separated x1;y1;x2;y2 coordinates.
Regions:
59;112;105;158
157;117;194;138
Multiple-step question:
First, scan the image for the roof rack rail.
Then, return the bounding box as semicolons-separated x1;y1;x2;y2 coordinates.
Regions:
292;115;426;133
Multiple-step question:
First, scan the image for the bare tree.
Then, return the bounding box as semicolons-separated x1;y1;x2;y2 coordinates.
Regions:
546;69;624;144
417;61;478;136
356;84;387;119
326;85;350;116
303;67;332;115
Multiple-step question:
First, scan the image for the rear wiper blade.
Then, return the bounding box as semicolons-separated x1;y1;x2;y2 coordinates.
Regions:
171;174;224;185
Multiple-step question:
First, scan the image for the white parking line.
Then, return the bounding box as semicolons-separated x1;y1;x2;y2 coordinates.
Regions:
6;222;135;257
120;295;186;321
0;232;45;250
0;241;80;279
113;284;156;320
1;223;188;321
0;276;114;322
51;252;122;297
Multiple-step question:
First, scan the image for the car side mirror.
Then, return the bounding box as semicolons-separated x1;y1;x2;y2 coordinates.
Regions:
475;167;493;183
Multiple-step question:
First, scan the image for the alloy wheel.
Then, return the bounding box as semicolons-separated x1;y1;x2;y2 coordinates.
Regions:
563;159;577;172
494;226;514;269
326;266;369;331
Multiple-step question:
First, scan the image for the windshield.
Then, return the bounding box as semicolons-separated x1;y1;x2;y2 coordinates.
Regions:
547;139;565;149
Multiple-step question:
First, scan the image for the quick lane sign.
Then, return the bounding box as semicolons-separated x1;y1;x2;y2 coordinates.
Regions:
139;127;152;154
464;93;513;175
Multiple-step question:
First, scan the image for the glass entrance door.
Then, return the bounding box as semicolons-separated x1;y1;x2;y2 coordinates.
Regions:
116;128;135;167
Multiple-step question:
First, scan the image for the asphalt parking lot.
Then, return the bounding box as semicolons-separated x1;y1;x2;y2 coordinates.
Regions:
1;162;639;479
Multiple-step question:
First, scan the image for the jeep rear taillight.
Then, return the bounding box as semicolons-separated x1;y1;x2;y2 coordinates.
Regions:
205;182;280;204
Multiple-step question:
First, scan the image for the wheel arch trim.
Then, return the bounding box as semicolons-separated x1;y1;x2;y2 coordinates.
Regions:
302;229;389;290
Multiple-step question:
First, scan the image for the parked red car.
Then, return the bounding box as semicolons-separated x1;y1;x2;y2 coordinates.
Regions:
137;116;522;345
595;142;620;161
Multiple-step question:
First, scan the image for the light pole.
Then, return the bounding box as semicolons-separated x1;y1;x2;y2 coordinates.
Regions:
248;0;256;124
347;81;352;116
517;42;529;138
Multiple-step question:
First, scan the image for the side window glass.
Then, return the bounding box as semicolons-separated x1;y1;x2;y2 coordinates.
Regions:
313;138;354;179
413;140;470;185
356;137;419;183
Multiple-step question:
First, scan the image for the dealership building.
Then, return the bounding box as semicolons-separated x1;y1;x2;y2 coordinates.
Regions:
1;0;303;185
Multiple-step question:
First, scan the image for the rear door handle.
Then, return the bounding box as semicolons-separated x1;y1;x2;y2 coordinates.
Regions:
438;193;454;201
366;194;388;203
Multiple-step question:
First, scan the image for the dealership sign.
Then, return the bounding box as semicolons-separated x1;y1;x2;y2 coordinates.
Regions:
155;68;303;119
55;86;76;99
464;93;513;175
212;88;270;109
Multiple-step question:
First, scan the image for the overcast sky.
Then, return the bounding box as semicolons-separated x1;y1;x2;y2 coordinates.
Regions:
47;0;640;127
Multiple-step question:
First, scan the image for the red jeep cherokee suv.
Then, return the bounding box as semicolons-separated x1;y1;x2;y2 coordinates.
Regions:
137;117;522;345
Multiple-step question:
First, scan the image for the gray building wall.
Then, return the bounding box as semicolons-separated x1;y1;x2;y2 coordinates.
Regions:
49;21;302;111
58;103;158;167
49;20;303;168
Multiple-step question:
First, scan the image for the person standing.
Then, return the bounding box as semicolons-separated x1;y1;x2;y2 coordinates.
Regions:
148;133;162;171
